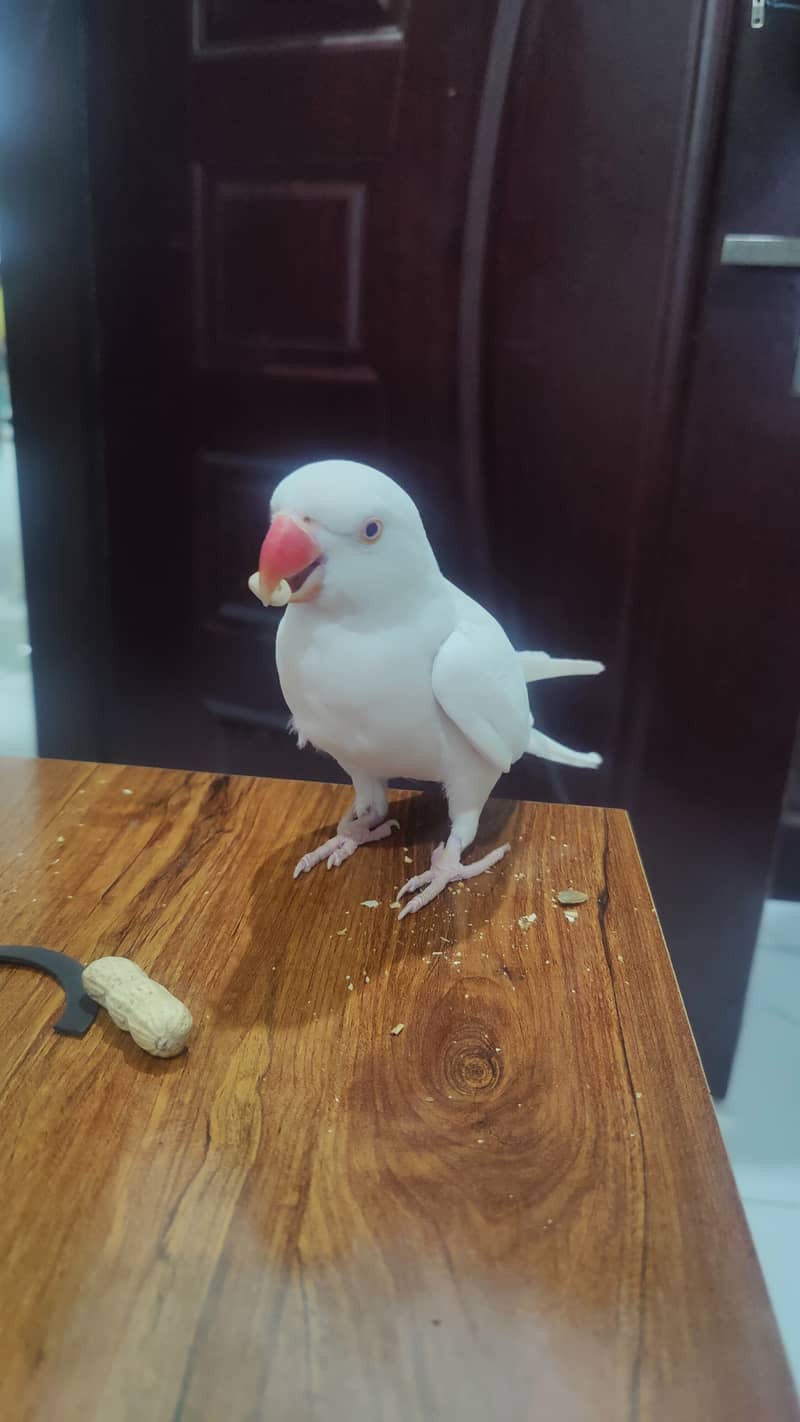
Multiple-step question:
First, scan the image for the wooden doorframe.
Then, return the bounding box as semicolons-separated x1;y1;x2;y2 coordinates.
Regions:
0;0;109;761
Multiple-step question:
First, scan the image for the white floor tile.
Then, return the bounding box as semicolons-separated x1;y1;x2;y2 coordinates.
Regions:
0;424;35;752
717;901;800;1206
758;898;800;954
0;429;26;605
716;898;800;1388
739;1198;800;1388
0;666;36;756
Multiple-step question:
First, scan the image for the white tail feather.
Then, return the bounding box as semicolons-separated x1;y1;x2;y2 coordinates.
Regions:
520;652;605;684
527;727;602;769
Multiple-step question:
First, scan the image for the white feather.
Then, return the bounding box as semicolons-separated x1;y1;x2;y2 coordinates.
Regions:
519;651;605;682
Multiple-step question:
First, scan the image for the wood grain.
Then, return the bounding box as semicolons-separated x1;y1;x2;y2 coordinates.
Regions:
0;758;795;1421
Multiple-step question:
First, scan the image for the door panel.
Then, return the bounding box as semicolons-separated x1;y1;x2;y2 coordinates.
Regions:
194;175;369;368
196;0;407;49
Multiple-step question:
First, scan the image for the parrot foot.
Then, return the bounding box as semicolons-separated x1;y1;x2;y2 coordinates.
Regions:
293;815;399;878
396;838;511;919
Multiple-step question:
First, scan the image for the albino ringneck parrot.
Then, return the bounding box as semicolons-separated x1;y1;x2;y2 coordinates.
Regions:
250;460;603;917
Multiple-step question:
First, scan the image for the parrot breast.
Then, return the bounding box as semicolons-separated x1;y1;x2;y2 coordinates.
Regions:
276;610;450;781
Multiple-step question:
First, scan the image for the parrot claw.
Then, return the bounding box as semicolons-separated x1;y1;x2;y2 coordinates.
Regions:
396;840;511;918
293;817;399;878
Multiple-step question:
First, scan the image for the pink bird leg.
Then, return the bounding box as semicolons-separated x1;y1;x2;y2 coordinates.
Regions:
396;836;510;918
293;809;399;878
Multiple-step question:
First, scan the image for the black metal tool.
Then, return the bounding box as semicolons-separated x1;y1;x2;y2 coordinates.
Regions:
0;946;99;1036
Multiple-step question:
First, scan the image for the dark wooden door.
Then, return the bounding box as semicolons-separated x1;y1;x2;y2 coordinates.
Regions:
85;0;503;779
629;1;800;1094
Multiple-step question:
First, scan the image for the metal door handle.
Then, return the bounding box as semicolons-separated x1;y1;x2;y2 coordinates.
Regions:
721;235;800;267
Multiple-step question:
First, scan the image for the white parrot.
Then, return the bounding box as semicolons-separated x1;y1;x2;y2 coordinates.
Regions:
250;460;603;918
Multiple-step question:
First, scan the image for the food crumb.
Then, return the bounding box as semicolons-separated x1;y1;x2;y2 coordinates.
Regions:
56;835;65;844
564;909;578;924
360;899;380;908
517;912;537;930
122;788;133;796
389;899;403;909
390;1022;405;1036
347;983;354;992
403;853;413;864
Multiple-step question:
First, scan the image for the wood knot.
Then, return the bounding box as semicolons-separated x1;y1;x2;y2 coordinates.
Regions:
444;1038;502;1095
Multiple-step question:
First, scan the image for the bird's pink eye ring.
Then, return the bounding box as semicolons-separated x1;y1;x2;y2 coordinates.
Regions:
360;518;383;543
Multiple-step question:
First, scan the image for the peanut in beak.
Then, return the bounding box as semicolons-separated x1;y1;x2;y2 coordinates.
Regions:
248;571;291;607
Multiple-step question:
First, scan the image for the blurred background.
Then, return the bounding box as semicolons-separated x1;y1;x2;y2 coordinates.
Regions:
1;0;799;1376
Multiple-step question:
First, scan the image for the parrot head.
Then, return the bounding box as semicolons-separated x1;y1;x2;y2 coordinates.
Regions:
258;460;439;612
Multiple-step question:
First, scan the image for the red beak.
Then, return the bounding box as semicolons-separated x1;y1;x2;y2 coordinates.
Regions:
259;513;322;598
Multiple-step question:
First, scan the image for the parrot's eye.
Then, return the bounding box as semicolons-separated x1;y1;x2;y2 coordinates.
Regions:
360;518;383;543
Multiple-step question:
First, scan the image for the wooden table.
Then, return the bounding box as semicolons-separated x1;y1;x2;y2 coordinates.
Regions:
0;759;795;1421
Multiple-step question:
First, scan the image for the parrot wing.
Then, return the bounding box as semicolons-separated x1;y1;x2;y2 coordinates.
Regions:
431;620;530;775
